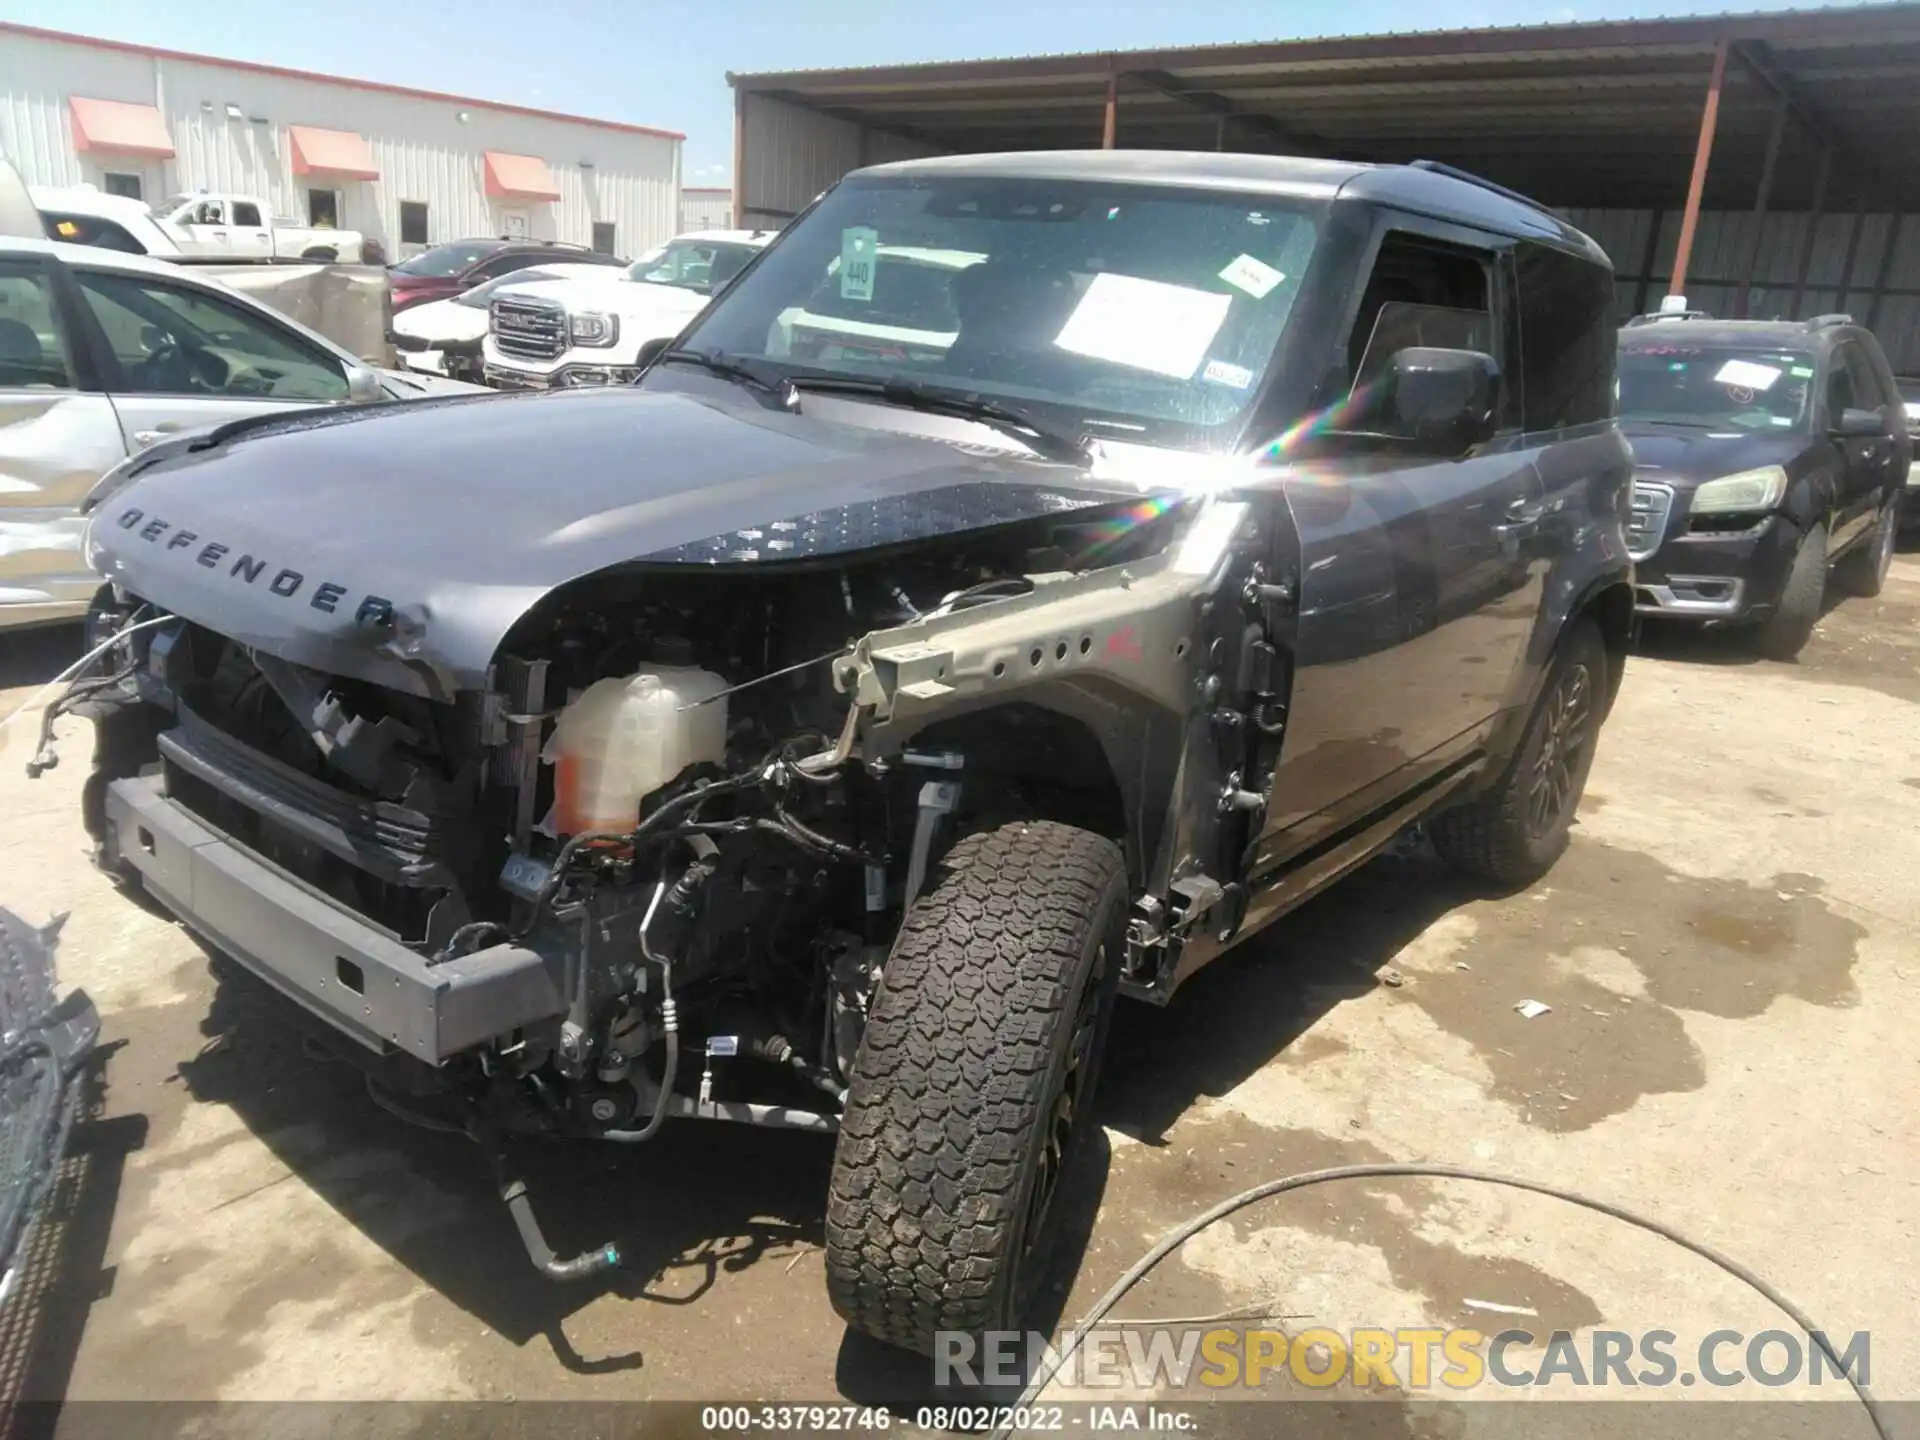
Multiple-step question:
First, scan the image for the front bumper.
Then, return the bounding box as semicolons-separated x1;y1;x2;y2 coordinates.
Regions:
103;774;569;1064
482;362;642;391
1631;505;1798;624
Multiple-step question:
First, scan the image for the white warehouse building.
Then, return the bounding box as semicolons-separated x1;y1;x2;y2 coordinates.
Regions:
0;21;684;260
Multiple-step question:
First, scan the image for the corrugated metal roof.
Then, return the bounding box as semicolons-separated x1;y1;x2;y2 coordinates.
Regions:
730;3;1920;210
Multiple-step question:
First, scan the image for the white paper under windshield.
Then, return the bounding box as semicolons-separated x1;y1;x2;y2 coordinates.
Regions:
1053;273;1231;380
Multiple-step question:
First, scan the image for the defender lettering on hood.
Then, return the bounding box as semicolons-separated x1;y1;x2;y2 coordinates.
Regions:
111;505;396;629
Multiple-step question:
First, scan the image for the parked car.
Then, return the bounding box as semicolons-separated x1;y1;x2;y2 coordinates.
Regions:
1619;312;1911;657
482;230;775;390
154;191;362;262
390;263;622;383
388;238;624;313
33;185;195;258
1897;376;1920;531
66;151;1632;1357
0;236;481;633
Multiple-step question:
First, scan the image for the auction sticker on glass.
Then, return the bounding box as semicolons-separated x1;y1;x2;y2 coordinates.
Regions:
1054;273;1231;379
840;227;878;302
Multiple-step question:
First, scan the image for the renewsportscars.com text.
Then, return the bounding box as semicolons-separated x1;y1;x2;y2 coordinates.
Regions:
936;1326;1871;1392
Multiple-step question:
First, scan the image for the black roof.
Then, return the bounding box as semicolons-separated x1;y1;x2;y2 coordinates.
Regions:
1618;315;1856;352
857;150;1607;263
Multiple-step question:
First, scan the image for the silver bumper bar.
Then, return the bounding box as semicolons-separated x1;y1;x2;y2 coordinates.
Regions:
104;774;568;1063
1633;576;1746;618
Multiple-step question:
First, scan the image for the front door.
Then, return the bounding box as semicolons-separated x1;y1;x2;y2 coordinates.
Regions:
0;254;128;625
68;265;353;453
1832;341;1901;540
1252;219;1543;872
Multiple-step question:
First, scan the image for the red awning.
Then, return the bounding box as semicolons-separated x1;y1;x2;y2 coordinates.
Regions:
69;96;174;158
483;151;560;202
288;125;379;180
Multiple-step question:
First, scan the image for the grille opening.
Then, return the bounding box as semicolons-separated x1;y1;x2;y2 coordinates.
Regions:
491;297;568;362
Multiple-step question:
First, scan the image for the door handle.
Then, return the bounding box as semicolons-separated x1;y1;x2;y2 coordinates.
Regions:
1492;500;1543;539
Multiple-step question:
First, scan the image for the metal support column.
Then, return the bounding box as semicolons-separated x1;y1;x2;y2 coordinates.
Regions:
1102;72;1118;149
1788;147;1832;320
1866;213;1903;332
1632;210;1665;316
1735;99;1787;317
731;85;747;229
1670;38;1730;300
1215;115;1228;151
1835;194;1869;314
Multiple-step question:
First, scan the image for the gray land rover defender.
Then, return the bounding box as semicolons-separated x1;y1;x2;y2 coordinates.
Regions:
63;152;1632;1356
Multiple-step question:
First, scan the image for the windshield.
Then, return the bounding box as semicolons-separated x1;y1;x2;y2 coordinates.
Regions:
394;242;505;278
677;177;1323;443
628;240;760;293
1617;344;1815;431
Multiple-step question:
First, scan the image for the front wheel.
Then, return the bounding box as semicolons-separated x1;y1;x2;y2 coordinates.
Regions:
824;821;1126;1356
1430;619;1607;887
1752;521;1827;660
1834;499;1897;598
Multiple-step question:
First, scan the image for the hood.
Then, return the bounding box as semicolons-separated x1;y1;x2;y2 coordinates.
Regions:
1620;423;1811;486
506;275;710;324
85;387;1143;698
391;297;488;346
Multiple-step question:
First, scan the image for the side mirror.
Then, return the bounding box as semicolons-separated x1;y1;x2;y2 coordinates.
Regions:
1833;407;1884;438
346;366;388;404
635;335;672;370
1387;348;1500;451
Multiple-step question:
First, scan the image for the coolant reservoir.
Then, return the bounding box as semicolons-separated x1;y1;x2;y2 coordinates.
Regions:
543;666;729;835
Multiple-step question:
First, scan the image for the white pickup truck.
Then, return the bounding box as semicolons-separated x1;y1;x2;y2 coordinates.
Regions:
156;191;363;261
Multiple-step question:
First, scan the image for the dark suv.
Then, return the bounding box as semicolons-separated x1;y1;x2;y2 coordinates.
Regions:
66;152;1632;1358
1620;313;1910;657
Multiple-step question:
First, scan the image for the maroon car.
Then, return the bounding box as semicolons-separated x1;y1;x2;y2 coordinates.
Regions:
389;237;625;312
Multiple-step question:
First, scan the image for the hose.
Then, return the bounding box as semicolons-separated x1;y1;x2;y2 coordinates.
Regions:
600;877;681;1143
1;611;173;739
987;1163;1890;1440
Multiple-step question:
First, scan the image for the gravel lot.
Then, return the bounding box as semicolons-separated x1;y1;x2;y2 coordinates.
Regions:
1;553;1916;1434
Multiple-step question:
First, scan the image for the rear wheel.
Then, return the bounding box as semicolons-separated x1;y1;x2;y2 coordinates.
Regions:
1430;619;1605;887
1752;521;1827;660
1835;498;1897;598
824;820;1126;1355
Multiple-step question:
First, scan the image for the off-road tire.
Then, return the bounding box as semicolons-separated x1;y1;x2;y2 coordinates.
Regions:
1753;521;1827;660
824;821;1127;1356
1834;499;1897;599
1429;619;1606;888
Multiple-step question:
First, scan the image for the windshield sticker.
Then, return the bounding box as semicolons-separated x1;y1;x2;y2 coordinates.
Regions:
839;227;878;302
1202;358;1256;390
1054;273;1231;379
1790;365;1814;378
1218;254;1285;299
1713;359;1782;391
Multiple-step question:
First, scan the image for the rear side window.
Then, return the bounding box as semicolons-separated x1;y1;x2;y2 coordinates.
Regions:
1515;242;1615;430
0;263;74;389
232;201;263;227
42;211;147;255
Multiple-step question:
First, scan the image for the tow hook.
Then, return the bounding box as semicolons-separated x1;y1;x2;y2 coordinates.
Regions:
468;1115;621;1283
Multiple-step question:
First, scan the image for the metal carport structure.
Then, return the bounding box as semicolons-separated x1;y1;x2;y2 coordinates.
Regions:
728;3;1920;369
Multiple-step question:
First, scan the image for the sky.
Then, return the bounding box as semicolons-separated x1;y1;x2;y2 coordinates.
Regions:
0;0;1868;183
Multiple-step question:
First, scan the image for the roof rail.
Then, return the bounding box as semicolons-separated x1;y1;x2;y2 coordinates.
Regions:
1624;309;1714;326
1805;312;1853;329
1408;159;1553;216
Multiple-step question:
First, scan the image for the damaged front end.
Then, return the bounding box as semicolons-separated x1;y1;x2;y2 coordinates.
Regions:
61;452;1286;1277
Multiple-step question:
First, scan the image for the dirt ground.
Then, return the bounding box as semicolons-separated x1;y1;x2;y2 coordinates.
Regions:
0;551;1916;1436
